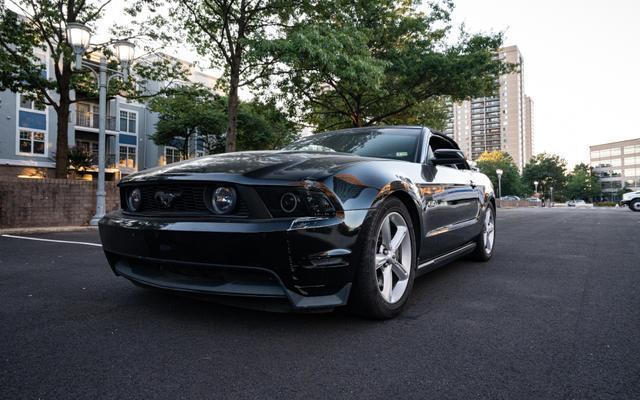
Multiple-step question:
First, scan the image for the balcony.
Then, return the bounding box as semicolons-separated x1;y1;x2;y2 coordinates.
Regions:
76;112;116;131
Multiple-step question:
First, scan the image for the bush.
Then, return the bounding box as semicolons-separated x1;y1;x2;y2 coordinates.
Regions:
68;146;94;173
594;201;618;207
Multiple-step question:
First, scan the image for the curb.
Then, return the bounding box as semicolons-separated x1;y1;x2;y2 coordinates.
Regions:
0;226;98;235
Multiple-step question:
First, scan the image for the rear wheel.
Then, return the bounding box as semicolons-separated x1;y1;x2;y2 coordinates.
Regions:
470;204;496;261
350;198;416;319
630;199;640;212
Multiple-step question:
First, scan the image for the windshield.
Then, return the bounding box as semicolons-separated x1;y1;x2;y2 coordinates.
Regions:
283;128;422;162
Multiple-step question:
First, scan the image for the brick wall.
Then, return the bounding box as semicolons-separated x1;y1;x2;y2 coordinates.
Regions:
0;177;120;229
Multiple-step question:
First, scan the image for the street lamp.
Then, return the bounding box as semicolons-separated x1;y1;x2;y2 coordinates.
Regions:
534;180;539;194
495;169;503;200
67;22;134;225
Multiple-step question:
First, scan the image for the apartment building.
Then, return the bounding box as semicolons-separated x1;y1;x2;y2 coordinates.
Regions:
0;52;217;179
590;138;640;200
444;45;534;170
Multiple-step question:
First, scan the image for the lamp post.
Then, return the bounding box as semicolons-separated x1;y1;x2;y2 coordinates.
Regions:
67;23;134;225
534;180;539;194
550;186;554;207
495;169;503;200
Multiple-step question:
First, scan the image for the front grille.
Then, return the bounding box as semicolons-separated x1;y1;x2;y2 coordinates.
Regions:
122;183;249;217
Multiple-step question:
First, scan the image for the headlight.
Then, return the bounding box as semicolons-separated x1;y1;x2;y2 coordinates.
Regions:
127;188;142;211
280;192;299;213
258;187;335;218
212;186;236;214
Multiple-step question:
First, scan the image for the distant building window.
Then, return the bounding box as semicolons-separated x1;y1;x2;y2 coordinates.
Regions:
119;111;137;134
624;145;640;155
165;147;182;165
119;145;136;169
19;94;45;111
18;130;46;155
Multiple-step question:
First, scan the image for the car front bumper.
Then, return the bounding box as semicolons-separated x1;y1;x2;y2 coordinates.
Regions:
98;210;370;310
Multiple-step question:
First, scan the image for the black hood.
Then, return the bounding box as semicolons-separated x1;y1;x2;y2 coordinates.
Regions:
123;151;384;183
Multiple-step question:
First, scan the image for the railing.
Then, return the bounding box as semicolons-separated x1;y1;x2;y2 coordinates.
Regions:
76;112;116;131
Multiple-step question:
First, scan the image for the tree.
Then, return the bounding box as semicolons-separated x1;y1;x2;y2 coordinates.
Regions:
136;0;296;153
476;151;523;197
275;0;512;131
521;153;568;200
0;1;183;178
149;86;227;157
149;85;298;157
566;163;601;202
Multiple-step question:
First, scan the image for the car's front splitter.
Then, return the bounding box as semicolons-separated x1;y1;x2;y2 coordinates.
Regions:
98;210;369;310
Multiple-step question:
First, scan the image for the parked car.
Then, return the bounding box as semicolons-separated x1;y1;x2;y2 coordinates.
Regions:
568;199;592;208
621;191;640;212
98;126;497;319
526;197;542;203
500;195;520;201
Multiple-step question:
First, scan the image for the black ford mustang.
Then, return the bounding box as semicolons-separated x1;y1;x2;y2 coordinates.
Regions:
99;126;496;319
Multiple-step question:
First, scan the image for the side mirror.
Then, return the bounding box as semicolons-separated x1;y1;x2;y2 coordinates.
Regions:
431;149;466;166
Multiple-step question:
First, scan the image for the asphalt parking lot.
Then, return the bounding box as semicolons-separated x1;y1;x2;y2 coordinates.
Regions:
1;207;639;399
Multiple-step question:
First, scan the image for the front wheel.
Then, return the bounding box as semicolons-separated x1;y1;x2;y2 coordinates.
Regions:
470;204;496;261
349;198;416;319
629;199;640;212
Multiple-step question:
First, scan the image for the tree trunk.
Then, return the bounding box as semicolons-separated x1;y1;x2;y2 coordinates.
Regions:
54;94;70;179
225;64;240;153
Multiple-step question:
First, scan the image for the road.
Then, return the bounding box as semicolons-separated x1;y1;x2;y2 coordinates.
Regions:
1;207;639;399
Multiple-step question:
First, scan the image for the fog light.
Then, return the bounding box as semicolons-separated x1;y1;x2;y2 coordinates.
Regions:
212;186;236;214
128;188;142;211
280;192;298;213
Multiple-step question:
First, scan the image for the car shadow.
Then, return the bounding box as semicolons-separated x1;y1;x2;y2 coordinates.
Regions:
116;256;481;328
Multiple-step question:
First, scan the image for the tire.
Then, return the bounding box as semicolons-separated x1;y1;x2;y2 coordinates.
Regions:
349;197;417;319
630;199;640;212
470;204;496;261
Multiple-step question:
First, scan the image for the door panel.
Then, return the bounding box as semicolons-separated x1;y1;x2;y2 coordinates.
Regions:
418;164;480;260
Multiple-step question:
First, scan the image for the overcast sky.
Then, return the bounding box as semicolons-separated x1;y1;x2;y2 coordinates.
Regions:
97;0;640;167
450;0;640;167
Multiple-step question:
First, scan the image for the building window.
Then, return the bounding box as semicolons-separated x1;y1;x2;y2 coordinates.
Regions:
19;94;45;111
18;130;46;155
119;111;137;134
119;145;136;169
165;147;182;165
624;145;640;155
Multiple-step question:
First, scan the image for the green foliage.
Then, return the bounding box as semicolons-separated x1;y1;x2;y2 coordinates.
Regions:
0;1;185;178
565;163;601;201
274;0;512;131
238;100;300;151
67;146;94;172
593;202;617;207
148;85;298;156
522;153;568;200
476;151;523;196
134;0;296;151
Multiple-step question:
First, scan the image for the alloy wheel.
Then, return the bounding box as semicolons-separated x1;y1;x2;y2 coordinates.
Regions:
483;207;495;254
374;212;412;304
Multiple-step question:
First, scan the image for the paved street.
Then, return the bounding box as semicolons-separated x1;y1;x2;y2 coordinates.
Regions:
1;207;639;399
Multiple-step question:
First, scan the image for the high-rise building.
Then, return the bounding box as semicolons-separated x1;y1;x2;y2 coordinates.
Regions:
444;45;534;170
590;138;640;200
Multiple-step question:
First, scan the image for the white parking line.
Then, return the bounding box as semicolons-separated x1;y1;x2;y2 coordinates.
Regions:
0;234;102;247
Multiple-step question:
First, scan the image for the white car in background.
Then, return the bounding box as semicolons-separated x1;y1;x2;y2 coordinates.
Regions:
567;200;593;208
621;191;640;212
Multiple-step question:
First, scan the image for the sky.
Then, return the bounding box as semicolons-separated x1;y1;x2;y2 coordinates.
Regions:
449;0;640;167
96;0;640;168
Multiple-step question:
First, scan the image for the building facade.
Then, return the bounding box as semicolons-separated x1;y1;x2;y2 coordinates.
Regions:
590;138;640;200
444;45;534;170
0;52;216;179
